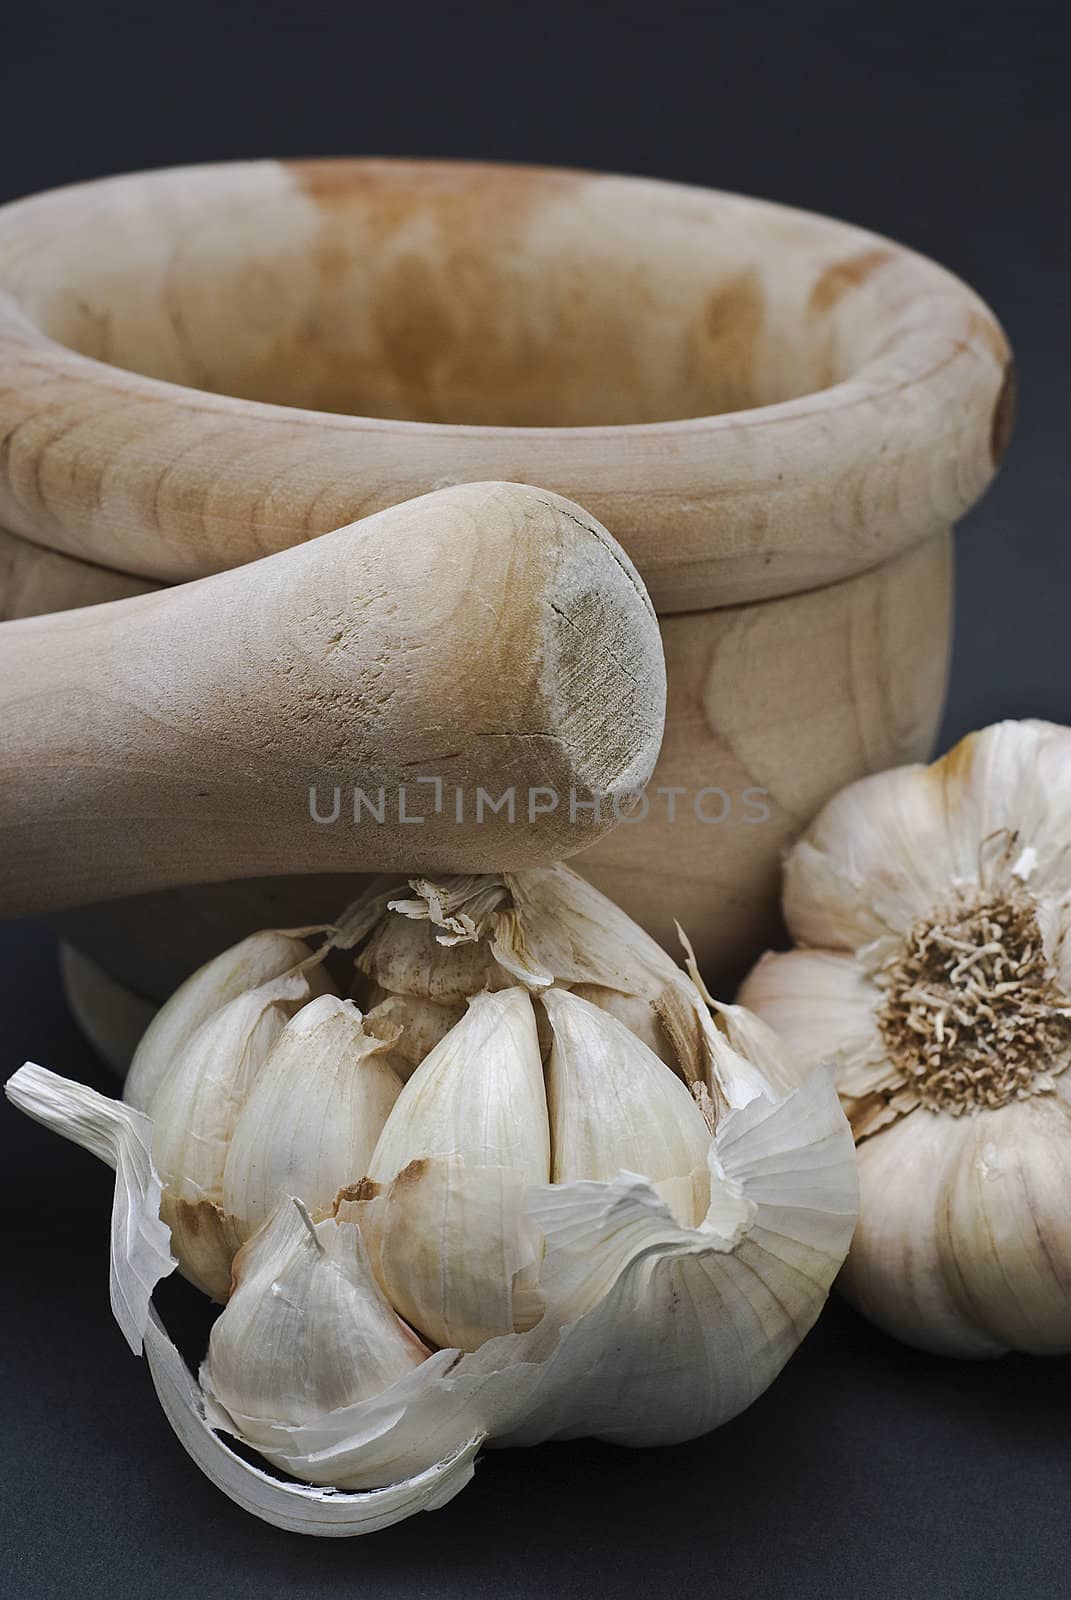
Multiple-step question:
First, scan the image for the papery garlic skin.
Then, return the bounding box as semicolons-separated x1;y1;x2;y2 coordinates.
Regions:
124;931;330;1114
740;720;1071;1357
149;970;312;1298
542;986;713;1226
223;996;403;1247
359;987;550;1350
203;1199;429;1451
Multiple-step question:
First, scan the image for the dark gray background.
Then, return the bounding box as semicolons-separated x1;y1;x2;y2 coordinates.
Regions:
2;2;1069;1596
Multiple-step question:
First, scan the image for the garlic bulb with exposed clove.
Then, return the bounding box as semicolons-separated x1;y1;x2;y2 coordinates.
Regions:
7;864;858;1536
740;720;1071;1358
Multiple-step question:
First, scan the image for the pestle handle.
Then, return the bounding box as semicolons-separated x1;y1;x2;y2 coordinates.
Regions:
0;482;665;916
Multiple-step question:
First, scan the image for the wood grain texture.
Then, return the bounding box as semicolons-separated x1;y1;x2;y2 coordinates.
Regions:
581;531;953;977
0;523;154;618
0;159;1003;1000
48;533;951;995
0;481;665;914
0;159;1010;611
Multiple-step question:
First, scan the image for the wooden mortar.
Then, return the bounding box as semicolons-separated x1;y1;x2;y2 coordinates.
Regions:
0;158;1012;1010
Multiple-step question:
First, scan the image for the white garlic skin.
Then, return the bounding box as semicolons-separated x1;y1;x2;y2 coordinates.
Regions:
542;986;712;1226
741;720;1071;1358
125;930;329;1114
203;1200;428;1447
127;931;411;1303
223;995;403;1247
360;987;551;1350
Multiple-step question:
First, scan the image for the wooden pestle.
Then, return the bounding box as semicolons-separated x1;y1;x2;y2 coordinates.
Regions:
0;482;665;916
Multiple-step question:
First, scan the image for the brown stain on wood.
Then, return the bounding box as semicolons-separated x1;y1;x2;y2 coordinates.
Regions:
282;159;598;424
965;307;1011;366
809;248;896;314
990;358;1016;465
697;269;765;406
287;157;582;218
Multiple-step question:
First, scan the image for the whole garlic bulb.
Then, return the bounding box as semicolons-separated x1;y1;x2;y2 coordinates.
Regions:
7;864;859;1536
740;720;1071;1358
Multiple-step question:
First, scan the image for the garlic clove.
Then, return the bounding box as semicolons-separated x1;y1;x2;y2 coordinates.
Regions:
362;992;465;1079
222;996;402;1247
938;721;1071;894
149;970;311;1299
838;1107;1005;1357
367;987;550;1186
154;1314;482;1531
738;948;884;1071
203;1199;429;1444
347;1157;544;1351
939;1095;1071;1355
124;930;333;1113
1029;724;1071;900
358;909;503;1002
361;987;550;1349
568;983;677;1069
541;986;713;1227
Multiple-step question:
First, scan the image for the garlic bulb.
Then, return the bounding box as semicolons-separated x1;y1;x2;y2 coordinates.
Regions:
740;720;1071;1358
7;863;858;1536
